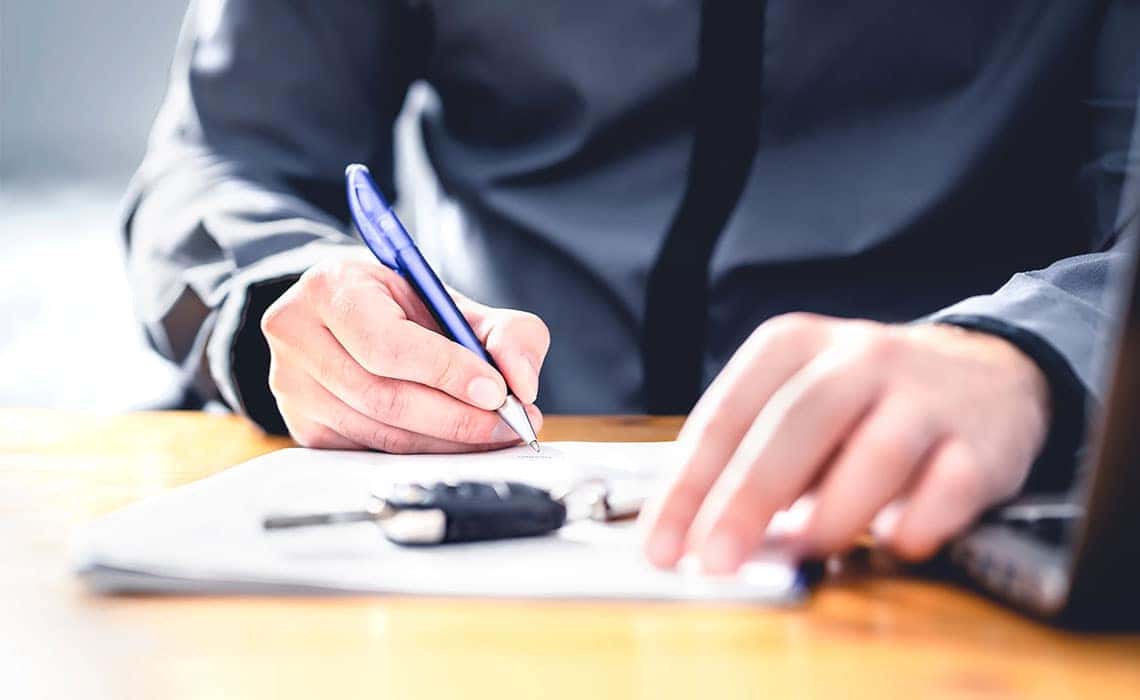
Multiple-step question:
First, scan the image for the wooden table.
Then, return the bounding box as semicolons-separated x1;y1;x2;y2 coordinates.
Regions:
2;410;1137;699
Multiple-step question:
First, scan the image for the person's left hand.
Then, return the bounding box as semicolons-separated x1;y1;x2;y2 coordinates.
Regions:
639;313;1053;573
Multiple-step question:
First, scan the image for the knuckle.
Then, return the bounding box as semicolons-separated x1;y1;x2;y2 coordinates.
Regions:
754;312;818;346
744;312;826;362
376;382;409;423
315;349;352;386
369;426;410;454
326;411;354;442
356;380;392;420
300;262;335;299
428;348;463;392
844;328;898;366
321;256;359;284
260;300;288;339
388;334;415;370
361;331;406;377
447;408;487;444
796;363;845;402
777;364;844;418
509;311;551;348
328;284;362;324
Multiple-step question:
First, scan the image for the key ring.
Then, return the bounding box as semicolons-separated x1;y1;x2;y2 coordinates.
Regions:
555;478;643;523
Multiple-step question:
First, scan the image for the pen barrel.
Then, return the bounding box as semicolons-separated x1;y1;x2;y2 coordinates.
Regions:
497;394;538;446
396;246;497;369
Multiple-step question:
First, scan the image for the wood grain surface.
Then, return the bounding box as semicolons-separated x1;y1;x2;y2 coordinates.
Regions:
1;409;1137;699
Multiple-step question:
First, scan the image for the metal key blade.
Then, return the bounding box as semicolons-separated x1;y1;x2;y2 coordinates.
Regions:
263;499;392;530
262;510;374;530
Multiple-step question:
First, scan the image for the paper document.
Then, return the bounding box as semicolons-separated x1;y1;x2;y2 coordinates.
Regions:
72;442;808;603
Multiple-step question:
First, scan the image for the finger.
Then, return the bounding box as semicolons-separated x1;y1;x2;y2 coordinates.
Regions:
640;314;827;568
317;281;509;411
797;394;941;555
465;302;551;405
686;345;886;574
285;325;542;443
885;439;987;561
278;371;526;454
281;413;368;450
377;267;550;405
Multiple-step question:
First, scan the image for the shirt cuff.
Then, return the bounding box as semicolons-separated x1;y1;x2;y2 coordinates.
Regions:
930;314;1089;494
207;238;361;433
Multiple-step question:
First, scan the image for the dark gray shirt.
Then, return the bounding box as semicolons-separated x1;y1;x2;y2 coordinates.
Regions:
125;1;1138;475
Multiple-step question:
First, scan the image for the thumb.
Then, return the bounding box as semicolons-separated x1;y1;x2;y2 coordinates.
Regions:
461;300;551;404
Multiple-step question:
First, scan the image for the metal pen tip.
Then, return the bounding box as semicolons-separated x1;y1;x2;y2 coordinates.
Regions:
529;440;541;453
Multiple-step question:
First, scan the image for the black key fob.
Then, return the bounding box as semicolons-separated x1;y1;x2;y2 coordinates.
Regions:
380;481;568;546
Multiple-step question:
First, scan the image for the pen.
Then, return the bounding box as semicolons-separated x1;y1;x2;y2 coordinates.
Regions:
345;164;541;452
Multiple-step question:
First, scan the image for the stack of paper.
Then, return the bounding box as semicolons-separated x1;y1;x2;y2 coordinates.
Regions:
72;442;808;603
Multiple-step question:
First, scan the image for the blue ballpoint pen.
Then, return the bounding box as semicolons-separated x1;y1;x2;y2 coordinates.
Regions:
345;164;540;452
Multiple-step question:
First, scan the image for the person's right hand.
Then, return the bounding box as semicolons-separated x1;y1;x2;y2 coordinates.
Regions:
261;251;549;453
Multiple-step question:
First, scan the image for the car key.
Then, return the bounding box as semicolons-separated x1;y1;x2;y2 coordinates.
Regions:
264;481;569;546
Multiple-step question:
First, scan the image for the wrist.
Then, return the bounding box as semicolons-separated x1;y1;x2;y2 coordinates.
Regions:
909;322;1052;444
923;316;1089;493
923;322;1051;416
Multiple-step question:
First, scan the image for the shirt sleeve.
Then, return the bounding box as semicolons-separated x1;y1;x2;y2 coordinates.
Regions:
928;1;1140;492
122;0;427;429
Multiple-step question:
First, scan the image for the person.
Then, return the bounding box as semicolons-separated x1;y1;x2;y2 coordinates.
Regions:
124;1;1138;574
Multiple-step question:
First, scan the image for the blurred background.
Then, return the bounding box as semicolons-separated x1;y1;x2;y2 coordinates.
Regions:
1;0;189;409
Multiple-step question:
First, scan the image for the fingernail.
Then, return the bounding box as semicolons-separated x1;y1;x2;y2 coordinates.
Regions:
467;376;505;410
647;528;683;567
700;533;743;575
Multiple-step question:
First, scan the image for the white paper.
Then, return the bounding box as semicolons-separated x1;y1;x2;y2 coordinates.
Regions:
71;442;806;603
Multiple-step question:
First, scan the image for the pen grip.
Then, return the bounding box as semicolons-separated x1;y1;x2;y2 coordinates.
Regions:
396;247;497;369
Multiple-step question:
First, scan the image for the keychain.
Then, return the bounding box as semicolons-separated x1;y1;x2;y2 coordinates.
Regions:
263;479;643;546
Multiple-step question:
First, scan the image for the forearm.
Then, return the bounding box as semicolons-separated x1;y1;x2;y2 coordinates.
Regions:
124;149;361;413
123;0;420;424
